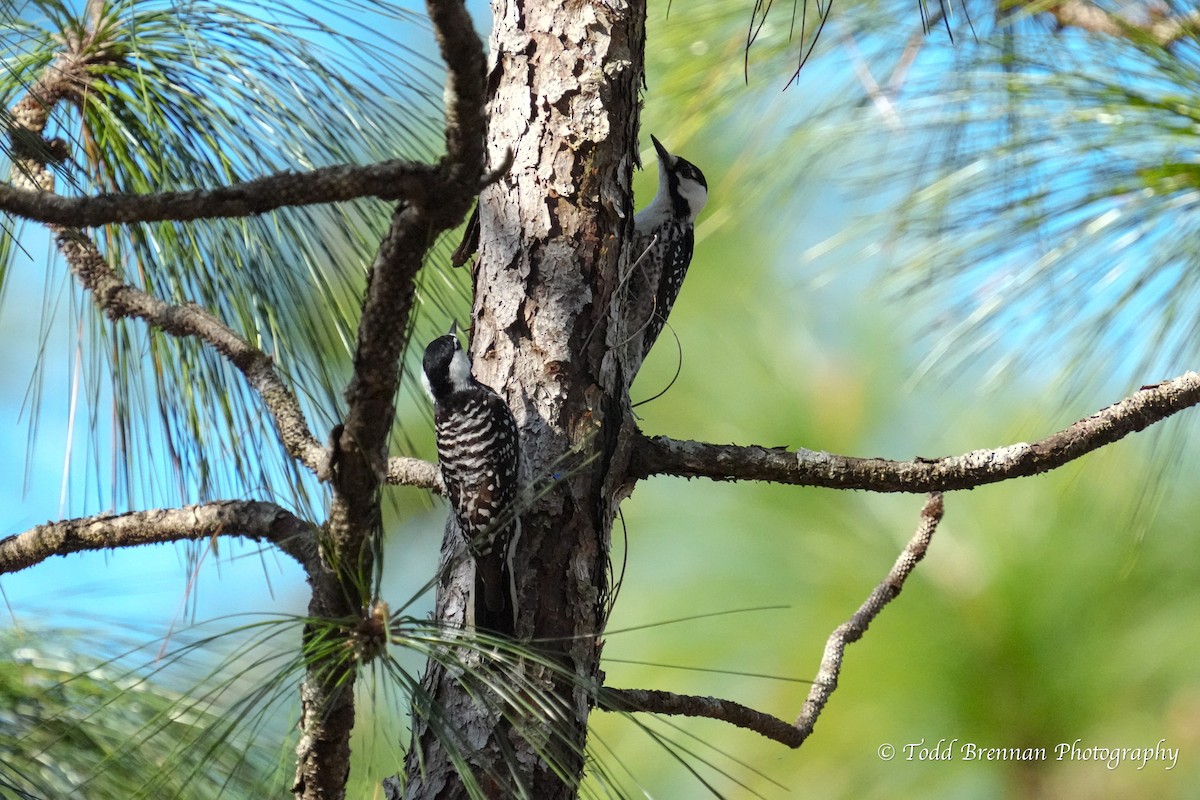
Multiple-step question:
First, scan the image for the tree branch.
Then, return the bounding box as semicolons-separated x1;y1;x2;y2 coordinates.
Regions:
0;501;321;576
598;494;944;748
330;0;487;551
0;161;439;226
598;688;805;747
55;228;330;477
426;0;487;180
298;204;438;799
1039;0;1200;45
296;3;488;797
795;492;943;739
632;371;1200;491
385;455;443;492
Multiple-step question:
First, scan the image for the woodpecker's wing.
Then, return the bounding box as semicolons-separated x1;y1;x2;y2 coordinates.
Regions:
434;387;520;553
642;224;694;357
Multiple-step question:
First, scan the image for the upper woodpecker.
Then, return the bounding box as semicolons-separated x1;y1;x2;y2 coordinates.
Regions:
631;134;708;359
422;326;520;636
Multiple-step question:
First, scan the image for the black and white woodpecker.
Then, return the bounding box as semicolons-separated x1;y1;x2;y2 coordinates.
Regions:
422;325;520;636
632;134;709;359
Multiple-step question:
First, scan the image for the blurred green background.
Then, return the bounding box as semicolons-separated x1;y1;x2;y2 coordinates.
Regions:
585;3;1200;796
3;0;1200;798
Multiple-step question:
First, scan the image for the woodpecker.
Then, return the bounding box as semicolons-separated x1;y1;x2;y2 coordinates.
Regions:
631;134;708;359
422;326;520;636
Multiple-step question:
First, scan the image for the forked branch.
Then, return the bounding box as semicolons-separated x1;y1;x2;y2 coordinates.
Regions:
633;372;1200;491
794;492;942;739
600;494;944;748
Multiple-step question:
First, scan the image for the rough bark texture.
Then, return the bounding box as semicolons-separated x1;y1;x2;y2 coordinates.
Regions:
402;0;646;796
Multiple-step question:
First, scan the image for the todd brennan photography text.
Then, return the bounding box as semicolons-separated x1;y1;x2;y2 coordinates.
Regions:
876;738;1179;770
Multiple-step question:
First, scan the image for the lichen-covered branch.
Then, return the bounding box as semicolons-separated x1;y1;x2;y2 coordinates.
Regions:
0;501;320;575
0;160;438;226
598;494;944;749
385;455;443;492
324;201;441;583
427;0;487;181
632;372;1200;491
327;0;486;555
794;492;943;740
331;0;487;555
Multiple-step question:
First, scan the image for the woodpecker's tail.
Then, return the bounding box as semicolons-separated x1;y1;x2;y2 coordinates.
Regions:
475;549;515;637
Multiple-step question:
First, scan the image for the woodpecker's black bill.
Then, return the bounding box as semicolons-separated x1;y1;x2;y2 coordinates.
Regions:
650;134;671;165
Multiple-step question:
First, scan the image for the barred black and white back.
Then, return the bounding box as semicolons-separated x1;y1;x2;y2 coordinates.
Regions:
423;331;520;636
631;134;708;359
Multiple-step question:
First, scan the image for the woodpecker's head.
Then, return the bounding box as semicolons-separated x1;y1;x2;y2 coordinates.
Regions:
422;323;473;400
650;134;707;223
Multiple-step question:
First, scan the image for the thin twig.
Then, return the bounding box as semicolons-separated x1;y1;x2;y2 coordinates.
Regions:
599;687;805;747
632;371;1200;492
598;494;944;748
795;492;943;738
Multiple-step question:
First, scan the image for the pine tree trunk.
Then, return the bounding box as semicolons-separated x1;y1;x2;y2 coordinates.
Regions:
401;0;646;796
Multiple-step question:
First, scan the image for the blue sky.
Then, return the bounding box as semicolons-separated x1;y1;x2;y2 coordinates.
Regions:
0;0;463;633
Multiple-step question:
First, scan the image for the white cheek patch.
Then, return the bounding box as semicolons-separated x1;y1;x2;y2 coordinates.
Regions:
448;349;473;392
679;180;708;221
